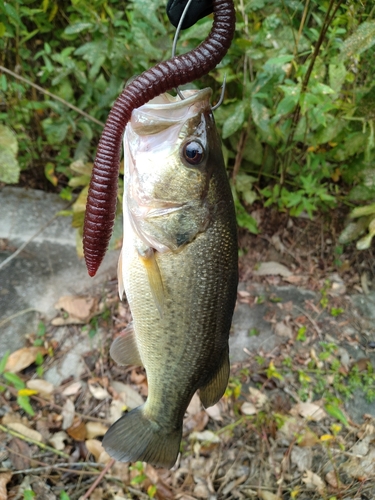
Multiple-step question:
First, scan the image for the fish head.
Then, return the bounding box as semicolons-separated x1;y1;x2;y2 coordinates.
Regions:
124;88;222;252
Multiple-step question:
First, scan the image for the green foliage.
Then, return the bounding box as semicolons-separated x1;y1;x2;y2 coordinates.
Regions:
1;0;375;235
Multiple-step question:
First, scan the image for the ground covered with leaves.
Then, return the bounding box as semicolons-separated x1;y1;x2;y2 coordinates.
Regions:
1;211;375;500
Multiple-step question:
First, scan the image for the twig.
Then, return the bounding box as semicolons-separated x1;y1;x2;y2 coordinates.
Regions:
0;210;62;272
3;384;111;424
0;308;37;328
0;65;105;127
81;458;115;499
0;424;70;459
293;304;322;338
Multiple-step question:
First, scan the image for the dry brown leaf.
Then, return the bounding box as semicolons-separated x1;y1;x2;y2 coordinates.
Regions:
274;320;293;339
109;399;125;424
241;402;257;415
110;381;144;409
26;379;54;397
189;430;220;443
298;429;319;447
85;421;109;439
184;410;209;434
85;439;111;463
5;346;47;373
61;398;75;430
253;261;292;277
7;438;31;470
186;393;201;416
290;446;312;472
325;470;342;488
342;448;375;479
88;381;110;401
0;472;12;500
62;381;82;396
55;295;97;322
49;431;68;451
257;490;282;500
291;402;326;422
6;423;43;442
66;417;86;441
249;387;268;409
302;470;326;494
205;403;222;421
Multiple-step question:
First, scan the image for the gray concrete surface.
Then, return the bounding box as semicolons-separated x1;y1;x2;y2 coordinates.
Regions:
1;187;375;425
0;186;119;357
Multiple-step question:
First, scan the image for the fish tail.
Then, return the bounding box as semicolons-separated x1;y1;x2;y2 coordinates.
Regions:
102;405;181;469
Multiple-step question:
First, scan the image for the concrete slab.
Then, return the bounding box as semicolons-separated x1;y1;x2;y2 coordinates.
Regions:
0;186;119;358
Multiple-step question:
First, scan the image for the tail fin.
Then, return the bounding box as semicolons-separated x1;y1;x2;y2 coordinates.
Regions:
102;405;182;469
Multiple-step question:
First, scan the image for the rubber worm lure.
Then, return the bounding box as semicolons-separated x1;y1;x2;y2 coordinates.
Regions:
83;0;236;276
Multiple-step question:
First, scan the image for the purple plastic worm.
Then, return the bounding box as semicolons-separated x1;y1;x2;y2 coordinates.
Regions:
83;0;236;276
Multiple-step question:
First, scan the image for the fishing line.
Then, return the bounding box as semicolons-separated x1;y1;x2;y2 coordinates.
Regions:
171;0;226;109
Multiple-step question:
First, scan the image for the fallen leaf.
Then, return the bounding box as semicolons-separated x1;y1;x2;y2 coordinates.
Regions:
0;472;12;500
257;491;282;500
302;470;326;495
249;387;268;409
205;403;222;421
253;261;292;277
85;421;109;439
274;320;293;338
55;295;97;322
88;381;110;401
110;381;144;409
325;470;342;488
186;393;201;416
342;448;375;479
85;439;111;463
290;446;312;472
189;430;221;443
62;381;82;396
184;410;209;434
61;398;75;430
49;431;68;450
8;438;31;469
6;423;42;442
29;475;56;500
5;346;47;373
66;417;86;441
291;402;326;422
109;399;125;424
241;402;257;415
26;379;54;397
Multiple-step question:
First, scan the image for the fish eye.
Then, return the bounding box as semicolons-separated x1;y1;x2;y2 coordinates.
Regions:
182;140;205;166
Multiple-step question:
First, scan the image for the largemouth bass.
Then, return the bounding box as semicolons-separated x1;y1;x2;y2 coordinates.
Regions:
103;88;238;469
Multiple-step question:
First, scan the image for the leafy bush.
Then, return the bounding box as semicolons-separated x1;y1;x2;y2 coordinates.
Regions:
1;0;375;239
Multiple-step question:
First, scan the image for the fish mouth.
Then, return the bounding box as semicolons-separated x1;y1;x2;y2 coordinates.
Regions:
144;87;212;110
131;88;213;135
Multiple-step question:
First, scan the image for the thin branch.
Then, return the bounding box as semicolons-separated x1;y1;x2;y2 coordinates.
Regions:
81;458;115;499
0;424;70;459
0;65;105;127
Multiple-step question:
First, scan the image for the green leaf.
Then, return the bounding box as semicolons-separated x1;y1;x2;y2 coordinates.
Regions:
60;492;70;500
0;351;10;374
17;395;35;416
0;22;6;37
45;162;58;187
340;21;375;60
64;23;93;35
23;491;36;500
324;403;349;427
3;372;25;389
222;102;245;139
329;62;347;93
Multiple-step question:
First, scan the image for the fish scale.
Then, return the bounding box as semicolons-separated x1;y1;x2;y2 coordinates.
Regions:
103;89;238;468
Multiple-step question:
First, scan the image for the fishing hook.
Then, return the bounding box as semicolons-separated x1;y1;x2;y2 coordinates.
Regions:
172;0;226;109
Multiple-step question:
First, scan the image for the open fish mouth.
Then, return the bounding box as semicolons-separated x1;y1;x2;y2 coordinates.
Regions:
131;88;213;136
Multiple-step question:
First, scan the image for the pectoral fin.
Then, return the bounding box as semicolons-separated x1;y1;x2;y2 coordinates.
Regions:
117;249;125;300
199;349;230;408
110;322;143;367
137;247;165;317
